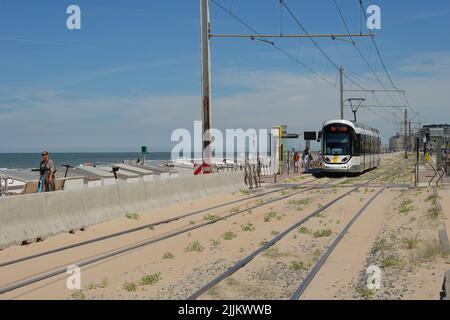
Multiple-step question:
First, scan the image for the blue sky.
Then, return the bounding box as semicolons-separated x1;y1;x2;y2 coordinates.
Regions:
1;0;450;152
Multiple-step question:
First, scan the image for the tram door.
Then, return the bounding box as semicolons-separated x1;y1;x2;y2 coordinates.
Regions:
362;135;366;171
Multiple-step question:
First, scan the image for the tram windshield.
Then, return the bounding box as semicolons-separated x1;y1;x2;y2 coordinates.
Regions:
323;126;351;155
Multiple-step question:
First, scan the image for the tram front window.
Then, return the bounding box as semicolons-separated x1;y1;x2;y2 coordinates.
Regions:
324;132;350;156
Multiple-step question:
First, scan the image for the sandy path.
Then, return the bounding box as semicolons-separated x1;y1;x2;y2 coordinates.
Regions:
351;187;449;300
298;163;449;300
299;190;398;299
438;187;450;244
199;186;384;299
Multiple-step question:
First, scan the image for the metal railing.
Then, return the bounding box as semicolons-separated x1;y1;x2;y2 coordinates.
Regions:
427;159;446;187
213;163;271;190
0;176;14;197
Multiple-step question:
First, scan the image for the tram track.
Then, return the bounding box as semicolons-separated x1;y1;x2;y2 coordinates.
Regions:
290;185;390;299
0;162;402;297
187;168;400;300
0;175;327;269
0;174;342;295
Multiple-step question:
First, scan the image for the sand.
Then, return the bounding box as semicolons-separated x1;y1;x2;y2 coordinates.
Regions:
0;153;448;300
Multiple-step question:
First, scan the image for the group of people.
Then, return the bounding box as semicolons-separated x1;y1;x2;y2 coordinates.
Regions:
292;148;315;173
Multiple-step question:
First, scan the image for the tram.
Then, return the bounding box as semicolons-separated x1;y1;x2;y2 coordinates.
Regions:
320;120;381;174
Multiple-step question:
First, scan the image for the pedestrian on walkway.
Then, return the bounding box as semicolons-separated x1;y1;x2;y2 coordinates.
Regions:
303;148;311;173
318;150;323;168
39;150;57;192
293;151;300;173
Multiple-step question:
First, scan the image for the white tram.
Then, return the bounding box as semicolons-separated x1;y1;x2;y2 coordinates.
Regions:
320;120;381;174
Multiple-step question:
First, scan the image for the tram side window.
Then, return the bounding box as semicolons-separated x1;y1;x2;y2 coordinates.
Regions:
372;136;375;154
370;136;373;154
354;134;361;155
366;135;369;154
363;135;367;154
361;135;364;154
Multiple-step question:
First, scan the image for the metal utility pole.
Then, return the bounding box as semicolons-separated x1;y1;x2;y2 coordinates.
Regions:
404;108;408;159
200;0;212;173
409;121;412;152
340;66;344;120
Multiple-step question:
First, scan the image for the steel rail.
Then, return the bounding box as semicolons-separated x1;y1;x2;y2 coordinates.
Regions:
290;185;388;299
0;177;339;295
0;177;325;269
290;170;403;299
187;172;387;300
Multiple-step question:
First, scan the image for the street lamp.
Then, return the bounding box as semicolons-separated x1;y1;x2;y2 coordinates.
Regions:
347;98;366;122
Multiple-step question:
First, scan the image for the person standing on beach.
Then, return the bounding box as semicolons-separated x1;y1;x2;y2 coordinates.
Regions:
40;150;57;192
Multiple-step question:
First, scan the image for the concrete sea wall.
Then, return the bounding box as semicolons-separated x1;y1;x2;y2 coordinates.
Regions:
0;172;245;249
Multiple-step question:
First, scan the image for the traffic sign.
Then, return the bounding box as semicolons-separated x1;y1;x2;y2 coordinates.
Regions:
194;163;202;175
194;162;212;175
202;162;211;174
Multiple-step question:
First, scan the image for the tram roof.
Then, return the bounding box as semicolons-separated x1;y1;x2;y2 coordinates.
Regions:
322;120;380;136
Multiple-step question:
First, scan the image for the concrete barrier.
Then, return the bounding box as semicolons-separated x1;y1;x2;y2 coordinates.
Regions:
0;172;245;249
0;193;47;248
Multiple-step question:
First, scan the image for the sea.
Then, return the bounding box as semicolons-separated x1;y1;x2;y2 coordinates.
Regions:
0;152;173;169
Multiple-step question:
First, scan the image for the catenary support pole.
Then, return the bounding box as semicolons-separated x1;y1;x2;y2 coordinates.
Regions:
404;109;408;159
340;66;344;120
201;0;212;173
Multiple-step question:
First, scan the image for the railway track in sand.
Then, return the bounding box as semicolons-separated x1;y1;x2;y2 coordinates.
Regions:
0;174;343;296
188;167;404;300
0;158;407;299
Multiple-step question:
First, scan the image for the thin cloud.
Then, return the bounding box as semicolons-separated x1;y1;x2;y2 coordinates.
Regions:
1;51;450;152
0;36;89;47
398;9;450;23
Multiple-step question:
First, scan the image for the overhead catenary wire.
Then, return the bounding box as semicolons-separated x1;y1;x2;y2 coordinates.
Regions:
358;0;399;92
355;105;401;125
279;0;365;91
212;0;418;134
332;0;404;112
358;0;417;116
332;0;418;135
210;0;338;89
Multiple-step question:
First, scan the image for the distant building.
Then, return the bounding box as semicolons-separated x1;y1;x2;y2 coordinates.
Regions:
419;124;450;140
417;124;450;154
389;134;415;152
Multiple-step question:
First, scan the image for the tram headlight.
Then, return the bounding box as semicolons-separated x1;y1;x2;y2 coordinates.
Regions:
323;156;330;163
342;157;349;163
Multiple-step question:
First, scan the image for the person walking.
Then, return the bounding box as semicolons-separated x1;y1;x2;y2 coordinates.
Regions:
293;151;300;173
318;150;323;168
39;150;57;192
303;148;311;173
